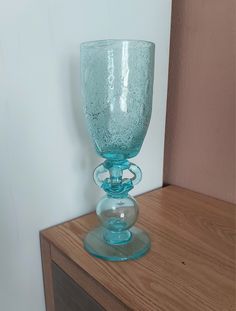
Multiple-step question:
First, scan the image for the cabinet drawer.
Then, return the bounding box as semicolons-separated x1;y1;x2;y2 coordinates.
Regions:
52;263;105;311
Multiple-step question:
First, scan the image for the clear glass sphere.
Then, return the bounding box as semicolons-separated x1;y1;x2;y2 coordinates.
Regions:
96;195;138;232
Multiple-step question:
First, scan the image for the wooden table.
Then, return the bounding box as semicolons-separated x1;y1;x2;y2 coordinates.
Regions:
40;186;235;311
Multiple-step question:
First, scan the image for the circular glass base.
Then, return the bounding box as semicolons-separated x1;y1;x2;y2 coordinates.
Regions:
84;226;151;261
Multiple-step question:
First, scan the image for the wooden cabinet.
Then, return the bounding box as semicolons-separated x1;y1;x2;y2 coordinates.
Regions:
40;186;235;311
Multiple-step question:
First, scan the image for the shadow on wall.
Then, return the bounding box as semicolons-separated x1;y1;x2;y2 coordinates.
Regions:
69;52;101;211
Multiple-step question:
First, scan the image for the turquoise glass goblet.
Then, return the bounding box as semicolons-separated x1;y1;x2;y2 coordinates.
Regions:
80;39;155;261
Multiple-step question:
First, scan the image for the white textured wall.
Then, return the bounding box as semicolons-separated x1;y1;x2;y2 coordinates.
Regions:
0;1;172;310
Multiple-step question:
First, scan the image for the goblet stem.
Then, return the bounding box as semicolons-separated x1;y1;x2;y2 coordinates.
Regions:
83;159;150;260
94;160;142;197
103;229;132;245
109;166;123;188
93;160;141;243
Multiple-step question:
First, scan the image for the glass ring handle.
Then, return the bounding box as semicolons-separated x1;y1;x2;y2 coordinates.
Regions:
93;162;142;189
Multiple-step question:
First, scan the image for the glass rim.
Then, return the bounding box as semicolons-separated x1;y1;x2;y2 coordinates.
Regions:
80;39;155;49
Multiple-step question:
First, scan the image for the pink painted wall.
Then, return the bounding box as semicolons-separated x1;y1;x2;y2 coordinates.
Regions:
164;0;236;203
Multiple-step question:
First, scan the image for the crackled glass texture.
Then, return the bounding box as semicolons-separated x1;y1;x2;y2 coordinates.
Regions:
80;40;155;161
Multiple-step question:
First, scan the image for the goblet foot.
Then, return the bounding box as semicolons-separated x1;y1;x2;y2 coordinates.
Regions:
83;226;150;261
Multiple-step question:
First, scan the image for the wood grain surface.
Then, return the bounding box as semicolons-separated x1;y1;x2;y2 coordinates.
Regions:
41;186;236;311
